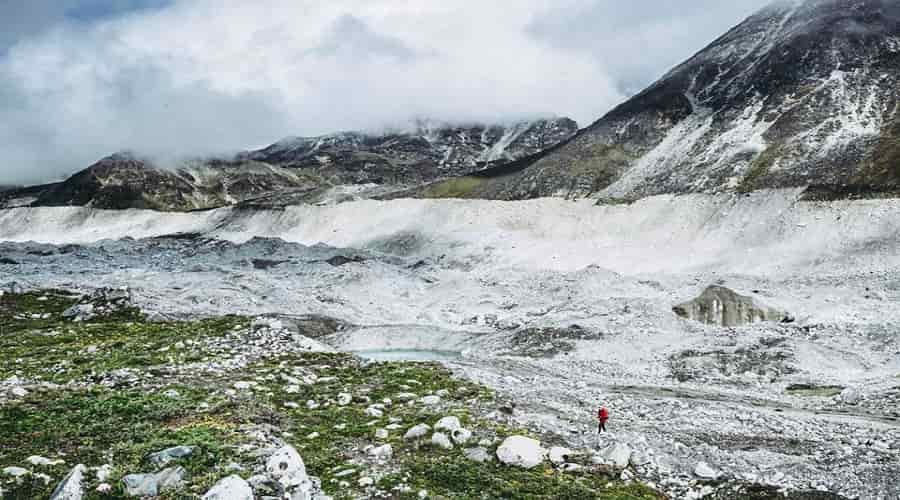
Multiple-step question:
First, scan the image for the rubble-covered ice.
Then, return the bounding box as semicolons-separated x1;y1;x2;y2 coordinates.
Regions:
2;189;899;498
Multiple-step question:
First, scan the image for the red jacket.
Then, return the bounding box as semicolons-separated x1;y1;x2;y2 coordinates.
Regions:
598;408;609;421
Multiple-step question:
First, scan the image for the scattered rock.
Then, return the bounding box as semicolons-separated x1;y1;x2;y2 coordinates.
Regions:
375;428;389;440
326;255;365;267
404;424;431;441
451;428;473;445
368;444;393;461
247;475;282;497
496;436;547;469
673;285;789;327
50;464;87;500
148;445;196;466
10;387;28;398
694;462;720;480
122;466;187;497
203;475;254;500
597;442;632;469
3;467;29;478
26;456;64;467
358;476;374;487
96;464;113;482
265;446;312;498
431;432;453;450
420;395;441;406
434;416;461;433
463;447;492;463
548;447;572;465
62;304;95;322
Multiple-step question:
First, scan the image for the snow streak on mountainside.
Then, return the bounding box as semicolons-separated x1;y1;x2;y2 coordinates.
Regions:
465;0;900;201
0;118;577;211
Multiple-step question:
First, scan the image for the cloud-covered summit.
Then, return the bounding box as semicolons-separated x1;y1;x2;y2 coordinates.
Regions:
0;0;770;184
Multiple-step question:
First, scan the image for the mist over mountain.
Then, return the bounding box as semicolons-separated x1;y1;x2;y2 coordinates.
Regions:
449;0;900;201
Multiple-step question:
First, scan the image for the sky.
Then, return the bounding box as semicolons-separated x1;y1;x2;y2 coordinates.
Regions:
0;0;773;185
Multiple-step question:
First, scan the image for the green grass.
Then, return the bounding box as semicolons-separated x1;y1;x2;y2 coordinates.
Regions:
0;387;250;499
421;176;487;198
1;290;662;500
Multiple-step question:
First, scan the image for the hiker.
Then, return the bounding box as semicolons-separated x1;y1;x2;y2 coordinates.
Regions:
597;406;609;433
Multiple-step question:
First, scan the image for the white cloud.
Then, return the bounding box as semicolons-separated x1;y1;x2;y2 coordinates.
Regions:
0;0;767;184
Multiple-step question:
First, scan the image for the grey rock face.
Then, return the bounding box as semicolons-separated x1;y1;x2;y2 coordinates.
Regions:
122;466;187;497
673;286;789;327
3;118;577;211
469;0;900;201
148;445;196;466
49;464;87;500
463;447;492;463
203;475;254;500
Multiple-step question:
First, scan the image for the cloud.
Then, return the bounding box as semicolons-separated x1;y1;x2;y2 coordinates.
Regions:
0;0;770;184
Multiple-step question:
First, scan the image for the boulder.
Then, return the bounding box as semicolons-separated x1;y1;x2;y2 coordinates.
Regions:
26;456;65;467
673;286;789;327
404;424;431;441
597;442;632;469
62;304;95;322
431;432;453;450
694;461;720;480
122;466;187;497
496;436;547;469
203;475;254;500
463;447;492;463
3;466;30;478
337;393;352;406
265;446;312;498
451;428;473;445
548;447;573;465
420;395;441;406
49;464;87;500
434;416;461;433
149;446;196;466
368;444;393;461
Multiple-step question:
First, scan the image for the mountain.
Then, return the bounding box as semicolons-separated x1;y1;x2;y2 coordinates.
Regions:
431;0;900;201
0;118;577;211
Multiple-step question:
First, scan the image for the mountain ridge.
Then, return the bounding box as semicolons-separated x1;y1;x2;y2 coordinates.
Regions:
426;0;900;201
0;118;577;211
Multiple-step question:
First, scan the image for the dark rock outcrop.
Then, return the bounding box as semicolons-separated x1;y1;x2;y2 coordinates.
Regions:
2;118;577;211
460;0;900;201
673;286;790;327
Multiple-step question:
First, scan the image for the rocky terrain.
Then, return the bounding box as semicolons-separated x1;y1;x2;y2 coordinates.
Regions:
0;119;577;212
2;1;900;499
1;187;899;499
0;289;659;500
420;0;900;201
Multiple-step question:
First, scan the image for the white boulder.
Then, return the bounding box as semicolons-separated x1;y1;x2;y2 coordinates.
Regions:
434;416;461;433
50;464;87;500
598;442;632;469
431;432;453;450
694;462;720;480
202;475;254;500
404;424;431;441
266;446;312;497
548;447;572;465
496;436;547;469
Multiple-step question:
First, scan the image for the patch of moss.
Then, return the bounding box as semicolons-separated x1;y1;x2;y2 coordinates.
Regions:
420;176;487;199
738;145;782;193
0;386;252;499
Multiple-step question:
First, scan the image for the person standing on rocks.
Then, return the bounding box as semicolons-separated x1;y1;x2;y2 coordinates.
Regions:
597;406;609;433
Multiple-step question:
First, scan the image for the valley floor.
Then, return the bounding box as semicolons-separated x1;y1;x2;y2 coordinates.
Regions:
1;189;899;499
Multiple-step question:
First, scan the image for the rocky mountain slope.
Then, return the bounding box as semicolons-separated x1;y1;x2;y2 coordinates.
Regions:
435;0;900;201
0;119;576;211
